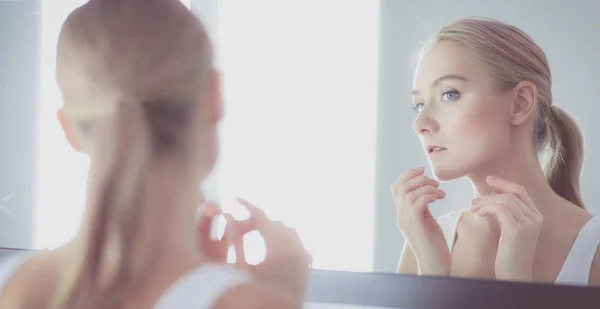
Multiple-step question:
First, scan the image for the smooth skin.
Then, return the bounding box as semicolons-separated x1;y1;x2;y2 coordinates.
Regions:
393;40;600;285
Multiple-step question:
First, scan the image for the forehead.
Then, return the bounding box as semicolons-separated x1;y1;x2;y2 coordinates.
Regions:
413;40;486;90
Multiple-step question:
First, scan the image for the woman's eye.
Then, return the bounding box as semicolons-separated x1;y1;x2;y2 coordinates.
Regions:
441;91;460;101
413;103;424;113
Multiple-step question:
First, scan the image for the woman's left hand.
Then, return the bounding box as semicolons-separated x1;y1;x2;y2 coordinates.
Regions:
197;201;254;263
471;176;543;282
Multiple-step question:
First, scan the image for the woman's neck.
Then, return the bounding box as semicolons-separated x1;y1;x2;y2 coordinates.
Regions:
71;168;206;308
466;147;560;215
79;163;206;268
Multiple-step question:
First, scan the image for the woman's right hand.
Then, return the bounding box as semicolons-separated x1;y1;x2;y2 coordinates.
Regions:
391;167;450;276
227;197;311;307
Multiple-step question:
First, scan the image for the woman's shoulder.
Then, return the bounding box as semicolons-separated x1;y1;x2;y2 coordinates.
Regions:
554;210;600;286
0;250;61;308
0;250;46;290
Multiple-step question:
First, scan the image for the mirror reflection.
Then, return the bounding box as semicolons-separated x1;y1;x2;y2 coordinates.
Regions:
0;1;598;297
379;1;600;287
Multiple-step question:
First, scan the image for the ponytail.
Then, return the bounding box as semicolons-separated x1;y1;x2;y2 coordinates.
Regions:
541;105;585;208
54;99;157;309
51;0;212;306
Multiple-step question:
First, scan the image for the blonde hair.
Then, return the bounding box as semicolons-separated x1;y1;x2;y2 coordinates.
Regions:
52;0;213;308
427;17;585;208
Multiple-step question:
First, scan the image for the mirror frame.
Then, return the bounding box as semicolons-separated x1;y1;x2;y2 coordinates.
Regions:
1;247;599;308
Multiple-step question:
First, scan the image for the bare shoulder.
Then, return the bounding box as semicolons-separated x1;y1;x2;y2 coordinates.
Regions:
0;250;61;308
213;283;300;309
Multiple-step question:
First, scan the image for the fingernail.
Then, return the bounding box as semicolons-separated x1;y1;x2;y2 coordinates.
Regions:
236;197;251;207
414;166;424;172
471;198;479;204
438;190;446;198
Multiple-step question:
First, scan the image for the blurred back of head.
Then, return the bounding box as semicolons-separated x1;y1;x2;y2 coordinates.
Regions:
52;0;216;307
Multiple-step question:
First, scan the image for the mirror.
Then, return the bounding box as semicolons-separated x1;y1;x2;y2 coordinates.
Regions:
1;0;599;291
376;0;600;287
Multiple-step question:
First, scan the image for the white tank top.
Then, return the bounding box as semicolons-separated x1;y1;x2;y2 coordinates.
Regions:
0;253;251;309
437;210;600;286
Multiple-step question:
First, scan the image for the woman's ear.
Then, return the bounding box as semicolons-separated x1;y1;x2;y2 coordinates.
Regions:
510;81;538;126
57;109;84;153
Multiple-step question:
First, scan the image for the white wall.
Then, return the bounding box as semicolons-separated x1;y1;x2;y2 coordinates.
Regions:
374;0;600;272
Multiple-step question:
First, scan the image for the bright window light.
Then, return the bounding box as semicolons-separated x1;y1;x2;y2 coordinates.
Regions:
35;0;89;250
35;1;381;273
216;0;380;272
180;0;191;10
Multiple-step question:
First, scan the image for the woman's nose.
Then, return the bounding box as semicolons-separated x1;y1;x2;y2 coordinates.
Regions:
412;111;439;136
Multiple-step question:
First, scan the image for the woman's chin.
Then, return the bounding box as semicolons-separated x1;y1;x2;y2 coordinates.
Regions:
431;167;463;182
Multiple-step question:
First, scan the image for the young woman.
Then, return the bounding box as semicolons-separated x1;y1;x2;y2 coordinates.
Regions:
393;17;600;286
0;0;309;308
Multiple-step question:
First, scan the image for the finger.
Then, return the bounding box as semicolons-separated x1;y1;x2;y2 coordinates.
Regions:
486;177;535;209
286;228;311;263
236;197;270;230
262;220;288;245
208;215;254;263
476;204;519;228
407;185;445;203
504;194;536;220
286;227;304;246
268;225;309;263
197;202;222;240
198;214;227;262
200;202;221;219
473;195;529;224
201;213;255;242
236;218;257;235
197;212;218;242
401;175;440;194
413;193;442;213
202;236;228;262
391;167;426;193
473;191;536;220
486;177;540;219
224;214;248;268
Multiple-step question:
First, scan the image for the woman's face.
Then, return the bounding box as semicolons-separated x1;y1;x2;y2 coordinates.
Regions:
411;40;514;181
